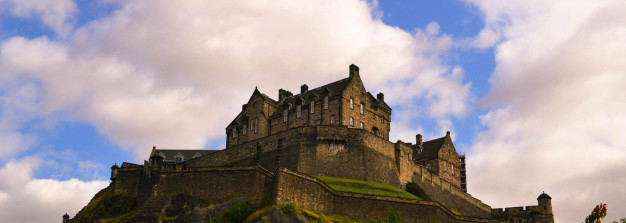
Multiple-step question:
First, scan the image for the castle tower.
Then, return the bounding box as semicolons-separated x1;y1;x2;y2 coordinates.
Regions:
110;163;119;181
537;191;553;214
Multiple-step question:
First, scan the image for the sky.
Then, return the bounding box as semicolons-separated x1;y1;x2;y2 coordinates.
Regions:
0;0;624;222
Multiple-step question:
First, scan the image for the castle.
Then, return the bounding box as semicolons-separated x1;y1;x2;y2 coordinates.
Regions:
67;65;554;223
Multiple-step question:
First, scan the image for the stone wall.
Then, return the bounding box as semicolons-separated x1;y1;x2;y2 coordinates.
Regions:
188;125;403;187
274;169;493;223
492;205;554;223
153;166;274;204
113;165;274;206
411;165;492;218
340;74;390;141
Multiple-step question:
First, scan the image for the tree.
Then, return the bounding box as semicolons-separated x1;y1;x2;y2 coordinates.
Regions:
585;203;607;223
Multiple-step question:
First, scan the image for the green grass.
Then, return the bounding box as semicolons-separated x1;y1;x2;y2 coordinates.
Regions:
450;209;463;216
315;176;421;200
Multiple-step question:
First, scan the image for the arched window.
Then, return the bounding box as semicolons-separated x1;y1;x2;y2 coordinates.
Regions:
283;108;288;122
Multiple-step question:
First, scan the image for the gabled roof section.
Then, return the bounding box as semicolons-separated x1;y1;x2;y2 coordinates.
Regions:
250;87;278;107
366;92;391;111
278;77;350;109
228;87;278;128
151;149;219;162
412;134;449;160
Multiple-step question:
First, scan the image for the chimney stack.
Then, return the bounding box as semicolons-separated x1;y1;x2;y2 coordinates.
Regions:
349;64;360;79
416;134;423;146
301;84;308;94
377;92;384;102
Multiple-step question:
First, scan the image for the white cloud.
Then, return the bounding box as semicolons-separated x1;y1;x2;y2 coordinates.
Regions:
0;0;77;36
0;0;471;160
0;157;108;223
465;0;626;222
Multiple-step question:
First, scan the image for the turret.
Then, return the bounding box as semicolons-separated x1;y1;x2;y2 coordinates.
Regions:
62;213;70;223
537;191;553;214
150;146;164;171
110;163;119;181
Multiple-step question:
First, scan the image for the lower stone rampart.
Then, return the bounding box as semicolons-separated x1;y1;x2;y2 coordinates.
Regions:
113;165;274;205
411;165;492;218
275;168;493;223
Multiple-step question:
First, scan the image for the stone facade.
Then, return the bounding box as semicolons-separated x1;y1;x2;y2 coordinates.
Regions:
69;65;554;223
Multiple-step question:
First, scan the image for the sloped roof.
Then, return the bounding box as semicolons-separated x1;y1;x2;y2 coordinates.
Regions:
278;77;351;108
412;136;447;160
537;192;552;200
152;149;219;162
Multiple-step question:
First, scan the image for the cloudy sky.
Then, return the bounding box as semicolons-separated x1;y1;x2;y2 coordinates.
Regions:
0;0;624;222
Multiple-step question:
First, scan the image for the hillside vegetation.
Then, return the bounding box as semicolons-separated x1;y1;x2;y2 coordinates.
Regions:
315;176;421;200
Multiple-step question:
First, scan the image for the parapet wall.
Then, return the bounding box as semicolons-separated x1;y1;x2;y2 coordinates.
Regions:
275;168;492;223
411;165;492;218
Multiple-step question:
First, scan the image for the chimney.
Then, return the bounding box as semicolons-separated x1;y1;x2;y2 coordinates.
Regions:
301;84;308;94
377;92;384;102
446;131;451;136
279;89;293;101
349;64;360;79
416;134;423;146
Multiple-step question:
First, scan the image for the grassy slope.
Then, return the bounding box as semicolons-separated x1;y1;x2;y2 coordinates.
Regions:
315;176;421;200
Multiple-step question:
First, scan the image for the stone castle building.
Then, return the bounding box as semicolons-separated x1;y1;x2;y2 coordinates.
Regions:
68;65;554;223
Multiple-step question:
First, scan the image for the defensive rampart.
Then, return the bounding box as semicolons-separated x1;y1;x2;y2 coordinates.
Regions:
187;125;402;187
274;168;492;223
410;165;492;218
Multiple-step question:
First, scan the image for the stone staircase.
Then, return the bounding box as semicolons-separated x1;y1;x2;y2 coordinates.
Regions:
138;195;170;215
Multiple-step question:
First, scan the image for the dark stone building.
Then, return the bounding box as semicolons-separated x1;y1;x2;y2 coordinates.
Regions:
67;65;554;223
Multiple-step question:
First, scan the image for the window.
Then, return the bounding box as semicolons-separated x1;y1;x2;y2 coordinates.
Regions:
310;101;315;114
296;104;302;118
253;101;257;108
324;96;329;109
255;118;259;133
331;115;336;124
452;165;455;175
360;103;364;114
426;163;431;170
283;108;288;122
360;122;364;129
243;124;247;135
175;156;182;164
232;128;236;138
349;117;354;126
349;98;354;109
444;162;447;171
